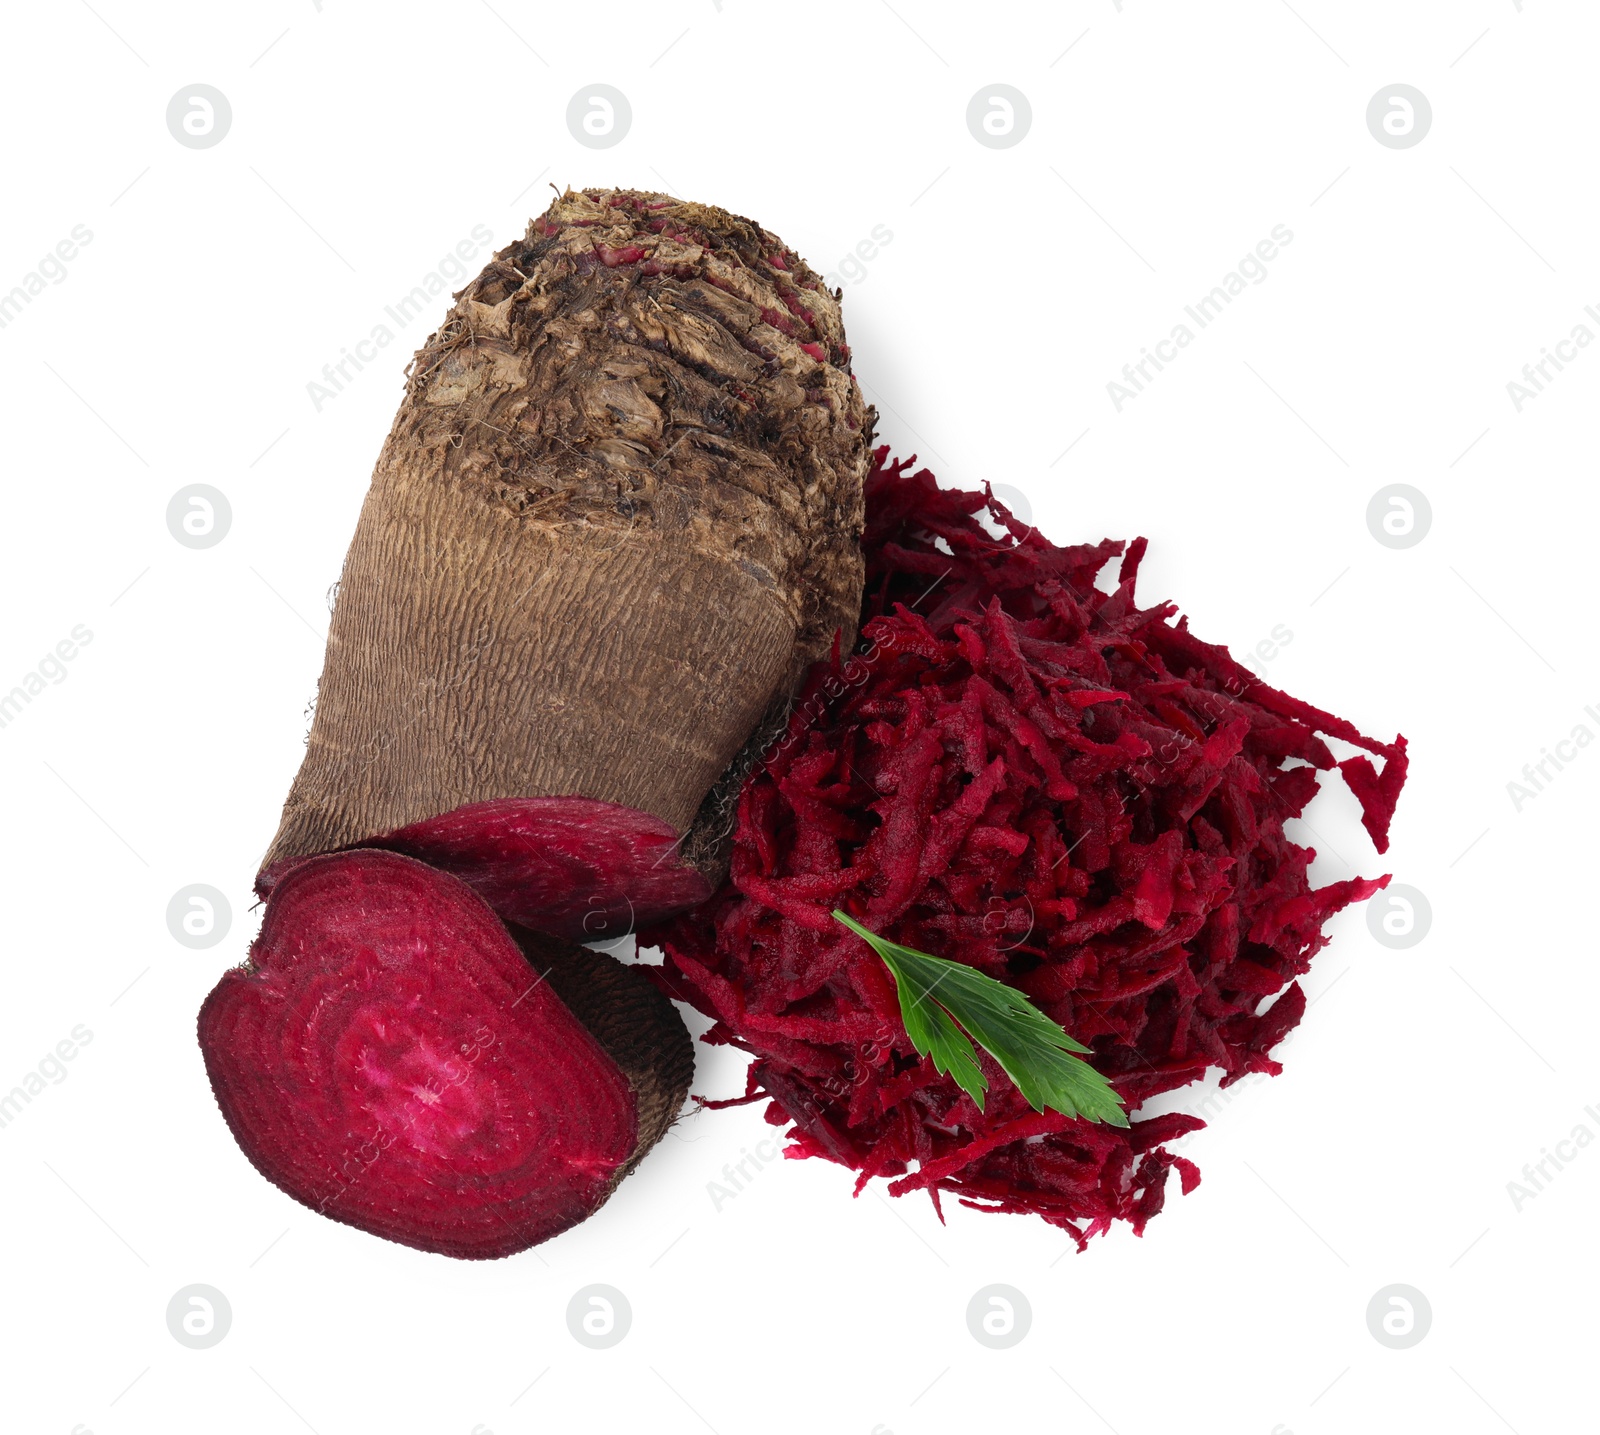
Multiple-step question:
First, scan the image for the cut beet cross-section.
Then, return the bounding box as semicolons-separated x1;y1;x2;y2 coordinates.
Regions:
199;850;691;1259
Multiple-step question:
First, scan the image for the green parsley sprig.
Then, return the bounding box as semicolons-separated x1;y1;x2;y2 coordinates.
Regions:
832;910;1128;1127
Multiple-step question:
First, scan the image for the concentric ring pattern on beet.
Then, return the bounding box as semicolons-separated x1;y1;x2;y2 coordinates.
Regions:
202;850;645;1259
645;448;1408;1249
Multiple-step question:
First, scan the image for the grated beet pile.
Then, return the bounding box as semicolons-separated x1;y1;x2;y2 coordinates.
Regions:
646;449;1408;1248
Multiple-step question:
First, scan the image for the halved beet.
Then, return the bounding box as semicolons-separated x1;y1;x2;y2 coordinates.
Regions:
200;849;692;1259
256;796;713;943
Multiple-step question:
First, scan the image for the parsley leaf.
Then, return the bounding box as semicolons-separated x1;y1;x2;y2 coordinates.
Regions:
832;910;1129;1127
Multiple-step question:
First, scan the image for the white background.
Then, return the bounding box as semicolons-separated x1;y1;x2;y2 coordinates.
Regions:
0;2;1592;1432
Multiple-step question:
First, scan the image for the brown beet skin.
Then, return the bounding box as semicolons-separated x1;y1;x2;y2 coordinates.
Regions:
200;851;691;1259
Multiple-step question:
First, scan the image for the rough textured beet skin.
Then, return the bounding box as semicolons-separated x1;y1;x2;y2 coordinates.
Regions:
256;796;712;943
202;849;689;1259
646;449;1408;1250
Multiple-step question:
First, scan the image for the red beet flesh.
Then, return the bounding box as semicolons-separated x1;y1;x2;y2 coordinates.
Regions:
647;449;1409;1249
202;850;638;1259
257;797;712;942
